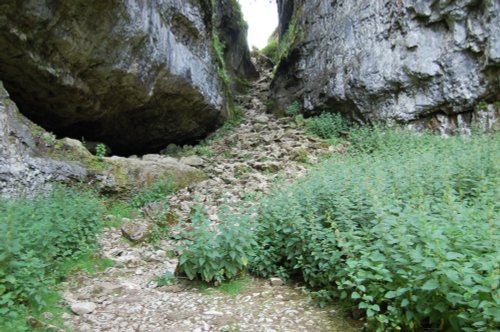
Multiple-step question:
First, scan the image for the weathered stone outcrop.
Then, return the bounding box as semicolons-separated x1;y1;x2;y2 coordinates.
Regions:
0;81;87;198
271;0;499;132
214;0;259;90
0;0;253;155
0;81;204;198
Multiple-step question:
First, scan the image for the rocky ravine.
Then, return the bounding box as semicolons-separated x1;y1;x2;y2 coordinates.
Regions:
60;65;360;332
271;0;499;133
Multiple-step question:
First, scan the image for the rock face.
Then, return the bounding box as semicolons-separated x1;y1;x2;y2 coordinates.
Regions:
0;80;204;198
270;0;500;131
214;0;259;90
0;81;88;198
0;0;254;155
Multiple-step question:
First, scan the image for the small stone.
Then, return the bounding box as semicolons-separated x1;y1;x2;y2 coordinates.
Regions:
180;156;205;167
70;302;96;315
254;114;269;123
42;312;54;320
203;310;224;316
269;277;284;286
120;219;152;242
104;214;117;222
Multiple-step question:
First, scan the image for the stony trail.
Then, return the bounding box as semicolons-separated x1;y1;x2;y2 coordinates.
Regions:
62;64;360;332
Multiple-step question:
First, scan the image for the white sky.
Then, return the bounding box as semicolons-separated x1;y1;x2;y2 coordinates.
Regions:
238;0;278;49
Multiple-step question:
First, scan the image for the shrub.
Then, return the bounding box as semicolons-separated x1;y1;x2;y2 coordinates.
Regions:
176;205;256;283
285;101;301;117
0;186;104;330
250;132;500;331
95;143;107;158
305;112;349;139
261;38;278;62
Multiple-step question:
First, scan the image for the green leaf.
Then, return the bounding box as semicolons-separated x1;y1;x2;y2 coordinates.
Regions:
5;276;16;284
351;292;361;299
385;291;397;299
445;252;463;260
421;279;439;291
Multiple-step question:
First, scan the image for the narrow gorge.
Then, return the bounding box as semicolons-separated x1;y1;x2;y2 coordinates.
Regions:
0;1;498;331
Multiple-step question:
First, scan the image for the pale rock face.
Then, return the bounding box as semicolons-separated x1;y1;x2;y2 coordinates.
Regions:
271;0;499;131
0;82;88;198
0;0;254;155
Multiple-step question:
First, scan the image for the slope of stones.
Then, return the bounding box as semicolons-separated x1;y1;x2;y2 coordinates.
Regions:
61;65;359;332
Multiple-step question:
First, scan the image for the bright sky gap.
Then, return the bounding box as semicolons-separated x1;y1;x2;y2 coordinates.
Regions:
238;0;278;49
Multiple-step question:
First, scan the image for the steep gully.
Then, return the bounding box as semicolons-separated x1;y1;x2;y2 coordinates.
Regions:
60;60;361;332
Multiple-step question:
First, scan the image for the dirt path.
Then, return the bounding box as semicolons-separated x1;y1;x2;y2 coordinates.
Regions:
62;64;360;332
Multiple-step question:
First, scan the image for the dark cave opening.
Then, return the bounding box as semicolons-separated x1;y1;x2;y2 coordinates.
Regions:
5;84;221;158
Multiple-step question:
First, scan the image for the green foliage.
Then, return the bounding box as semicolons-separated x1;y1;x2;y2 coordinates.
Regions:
105;200;134;222
273;7;304;65
250;131;500;331
228;0;248;30
261;38;278;61
130;178;176;208
217;276;250;296
211;16;231;89
154;271;177;287
231;105;245;123
305;112;349;139
176;205;256;284
476;101;488;110
285;101;301;117
95;143;107;158
0;186;104;330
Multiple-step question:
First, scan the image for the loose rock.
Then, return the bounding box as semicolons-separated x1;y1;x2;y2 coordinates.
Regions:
70;302;96;316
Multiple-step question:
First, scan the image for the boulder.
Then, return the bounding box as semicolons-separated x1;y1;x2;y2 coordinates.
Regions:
179;155;205;167
100;155;205;194
270;0;499;132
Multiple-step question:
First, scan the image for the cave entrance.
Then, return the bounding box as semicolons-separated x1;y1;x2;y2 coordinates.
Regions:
238;0;279;49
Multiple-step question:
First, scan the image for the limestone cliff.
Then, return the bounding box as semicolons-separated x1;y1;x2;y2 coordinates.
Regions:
270;0;499;132
0;0;255;155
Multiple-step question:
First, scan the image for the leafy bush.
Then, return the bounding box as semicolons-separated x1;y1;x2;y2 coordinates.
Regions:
0;186;104;330
305;112;349;139
176;205;256;283
285;101;301;117
95;143;107;158
250;132;500;331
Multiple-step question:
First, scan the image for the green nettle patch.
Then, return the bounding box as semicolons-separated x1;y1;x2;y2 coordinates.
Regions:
0;186;104;331
305;112;349;139
175;205;256;284
250;131;499;331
